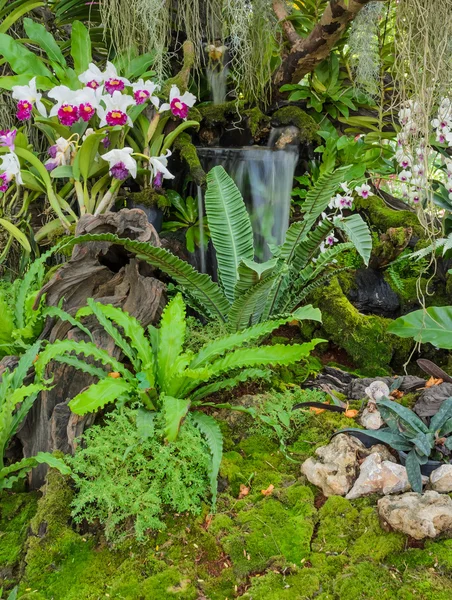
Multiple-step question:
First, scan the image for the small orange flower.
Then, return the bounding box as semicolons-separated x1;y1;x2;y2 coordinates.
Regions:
108;372;121;378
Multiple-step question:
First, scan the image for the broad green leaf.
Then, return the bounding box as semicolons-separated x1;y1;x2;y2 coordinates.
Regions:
73;132;103;182
205;166;254;302
69;377;131;415
71;21;91;74
50;165;74;179
136;408;155;440
163;396;190;442
405;449;423;493
388;306;452;350
0;33;52;77
157;294;186;393
0;2;44;35
0;218;30;253
23;18;66;67
430;397;452;434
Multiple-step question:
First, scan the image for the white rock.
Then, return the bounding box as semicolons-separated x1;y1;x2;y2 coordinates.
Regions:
378;491;452;539
365;381;390;402
301;434;395;497
346;453;410;499
430;464;452;492
359;406;384;430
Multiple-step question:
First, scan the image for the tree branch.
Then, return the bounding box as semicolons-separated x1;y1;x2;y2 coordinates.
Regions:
272;0;301;46
274;0;388;88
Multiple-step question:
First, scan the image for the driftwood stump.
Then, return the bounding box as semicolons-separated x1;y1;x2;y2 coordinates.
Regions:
17;209;166;487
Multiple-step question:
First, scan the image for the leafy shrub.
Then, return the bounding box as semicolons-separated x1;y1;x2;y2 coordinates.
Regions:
69;407;210;543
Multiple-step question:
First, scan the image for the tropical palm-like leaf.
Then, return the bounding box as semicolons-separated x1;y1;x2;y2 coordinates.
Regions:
205;166;254;302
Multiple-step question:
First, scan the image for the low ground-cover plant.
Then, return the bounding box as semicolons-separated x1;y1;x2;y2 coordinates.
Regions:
61;164;372;331
0;341;69;490
340;397;452;493
69;406;211;543
35;293;323;505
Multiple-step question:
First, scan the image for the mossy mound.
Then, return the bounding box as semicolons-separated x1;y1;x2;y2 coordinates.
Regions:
3;409;452;599
355;195;425;238
271;106;320;143
311;277;412;374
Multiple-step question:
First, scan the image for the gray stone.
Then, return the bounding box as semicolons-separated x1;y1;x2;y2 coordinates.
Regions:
414;384;452;418
347;376;425;401
378;491;452;539
301;434;395;497
360;405;384;430
346;453;411;499
430;464;452;493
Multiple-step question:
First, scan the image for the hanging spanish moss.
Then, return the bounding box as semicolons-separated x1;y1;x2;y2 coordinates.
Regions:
99;0;279;104
348;1;384;98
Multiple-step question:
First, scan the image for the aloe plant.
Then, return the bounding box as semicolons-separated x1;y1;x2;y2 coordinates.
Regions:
61;165;371;330
34;293;323;503
339;397;452;493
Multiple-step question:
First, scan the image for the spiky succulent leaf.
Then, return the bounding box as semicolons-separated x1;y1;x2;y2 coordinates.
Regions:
205;166;254;302
62;233;230;321
191;411;223;506
333;214;372;266
68;377;132;415
405;449;423;493
430;397;452;434
336;428;412;451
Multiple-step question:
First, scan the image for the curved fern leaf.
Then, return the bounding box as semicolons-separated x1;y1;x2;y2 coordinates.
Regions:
333;214;372;266
62;233;229;321
208;340;324;376
190;306;321;369
69;377;132;415
43;305;94;341
191;368;272;402
191;411;223;507
35;339;132;381
205;166;254;302
162;396;190;442
47;354;108;380
228;272;280;331
157;295;186;394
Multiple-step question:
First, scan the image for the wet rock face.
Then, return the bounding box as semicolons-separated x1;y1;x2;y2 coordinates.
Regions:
301;434;394;497
378;491;452;540
430;465;452;493
348;268;400;318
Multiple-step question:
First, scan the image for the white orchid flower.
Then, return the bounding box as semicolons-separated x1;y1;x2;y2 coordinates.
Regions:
355;183;371;199
48;85;77;116
159;85;197;120
97;92;135;127
78;63;104;88
11;77;47;118
149;150;175;183
0;152;23;185
102;147;137;180
132;79;160;107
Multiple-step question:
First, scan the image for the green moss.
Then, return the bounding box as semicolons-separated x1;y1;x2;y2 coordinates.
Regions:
311;277;413;373
222;484;316;577
271;106;320;143
128;187;171;210
173;132;206;187
242;569;322;599
243;106;271;137
198;100;245;126
0;492;38;568
355;195;425;237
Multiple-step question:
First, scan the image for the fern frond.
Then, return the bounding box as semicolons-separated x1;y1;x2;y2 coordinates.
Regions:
191;412;223;507
35;339;132;381
191;368;272;401
333;214;372;266
62;234;230;321
43;305;94;341
157;294;187;394
227;272;280;331
283;267;350;312
68;377;133;415
190;306;322;369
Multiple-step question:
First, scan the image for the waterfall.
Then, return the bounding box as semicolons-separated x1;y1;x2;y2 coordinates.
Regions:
207;65;228;105
197;138;298;261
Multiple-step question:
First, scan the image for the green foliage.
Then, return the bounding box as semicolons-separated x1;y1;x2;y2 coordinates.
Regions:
0;341;70;489
63;165;370;330
162;190;210;253
388;306;452;349
340;397;452;492
69;407;210;543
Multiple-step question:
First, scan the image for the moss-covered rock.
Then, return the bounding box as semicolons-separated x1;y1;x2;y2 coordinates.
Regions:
173;132;206;187
271;106;320;143
355;195;425;237
311;277;413;373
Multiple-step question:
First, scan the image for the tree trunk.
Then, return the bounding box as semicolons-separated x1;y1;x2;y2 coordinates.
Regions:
273;0;388;88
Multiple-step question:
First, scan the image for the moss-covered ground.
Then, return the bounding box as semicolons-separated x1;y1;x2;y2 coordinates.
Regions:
1;409;452;600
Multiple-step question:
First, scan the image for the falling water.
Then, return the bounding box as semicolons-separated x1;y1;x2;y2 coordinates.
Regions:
197;134;298;261
206;65;228;104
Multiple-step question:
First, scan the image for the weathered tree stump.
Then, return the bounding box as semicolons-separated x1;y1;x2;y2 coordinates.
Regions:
16;209;166;487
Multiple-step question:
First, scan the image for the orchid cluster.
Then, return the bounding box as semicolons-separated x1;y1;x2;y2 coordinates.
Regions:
394;98;452;205
319;181;371;253
0;129;22;193
1;63;198;214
